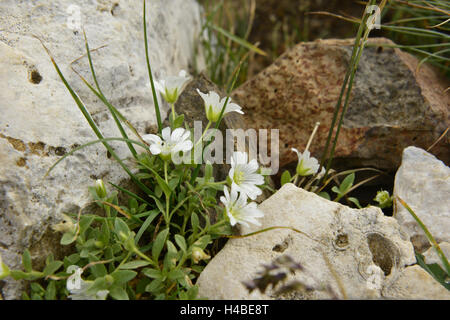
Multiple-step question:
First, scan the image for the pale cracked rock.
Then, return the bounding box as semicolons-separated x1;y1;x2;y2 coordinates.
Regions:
423;242;450;272
197;183;418;300
393;146;450;252
232;38;449;173
0;0;204;299
382;265;450;299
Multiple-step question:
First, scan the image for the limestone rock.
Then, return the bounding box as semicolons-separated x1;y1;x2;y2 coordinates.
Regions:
383;265;450;299
232;38;449;173
393;147;450;252
197;183;417;300
423;243;450;271
0;0;203;299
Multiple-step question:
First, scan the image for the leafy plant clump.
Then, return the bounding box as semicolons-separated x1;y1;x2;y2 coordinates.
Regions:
0;0;270;300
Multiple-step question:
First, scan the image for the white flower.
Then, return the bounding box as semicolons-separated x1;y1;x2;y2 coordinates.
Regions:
143;127;193;161
291;148;320;176
220;186;264;228
66;265;109;300
154;70;191;104
196;89;243;122
229;151;264;200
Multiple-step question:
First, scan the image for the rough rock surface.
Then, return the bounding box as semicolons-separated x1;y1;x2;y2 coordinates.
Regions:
197;183;420;300
383;265;450;299
393;147;450;252
423;242;450;272
232;38;449;172
0;0;203;299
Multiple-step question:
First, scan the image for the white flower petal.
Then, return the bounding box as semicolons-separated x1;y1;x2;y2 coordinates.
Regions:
162;127;172;141
171;127;186;142
149;144;162;155
142;134;162;145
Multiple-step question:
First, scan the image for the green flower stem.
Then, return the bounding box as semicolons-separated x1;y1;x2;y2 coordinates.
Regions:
199;219;227;238
133;247;157;268
181;215;189;236
115;252;132;271
194;120;212;147
164;161;170;224
164;161;169;184
170;103;176;123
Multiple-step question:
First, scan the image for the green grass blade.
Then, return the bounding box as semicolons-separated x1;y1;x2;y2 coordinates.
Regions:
397;197;450;276
143;0;162;134
44;137;147;178
109;182;153;207
83;30;138;158
209;24;266;57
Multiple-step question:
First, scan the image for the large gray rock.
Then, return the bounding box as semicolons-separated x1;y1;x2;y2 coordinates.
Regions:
393;147;450;252
0;0;204;299
197;183;421;299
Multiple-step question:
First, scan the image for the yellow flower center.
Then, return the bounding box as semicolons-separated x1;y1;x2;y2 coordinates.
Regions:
233;170;245;185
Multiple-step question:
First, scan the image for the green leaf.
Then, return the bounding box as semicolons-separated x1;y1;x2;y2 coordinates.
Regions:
168;269;185;281
193;235;211;250
166;240;178;256
168;178;179;191
173;114;185;129
348;197;362;209
204;162;213;182
79;215;95;234
174;234;187;252
22;249;32;273
318;192;331;200
119;260;151;270
45;281;57;300
152;228;170;262
191;212;199;234
281;170;292;186
43;261;63;277
331;186;341;196
145;279;164;294
149;195;166;216
340;173;355;193
112;270;137;285
30;283;45;294
142;268;163;280
86;277;109;296
10;270;28;280
114;218;131;240
155;185;163;198
155;173;171;198
88;255;108;278
109;286;129;300
135;210;159;244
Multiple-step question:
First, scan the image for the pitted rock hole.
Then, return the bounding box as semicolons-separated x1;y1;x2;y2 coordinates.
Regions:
28;68;42;84
335;233;349;249
367;233;399;276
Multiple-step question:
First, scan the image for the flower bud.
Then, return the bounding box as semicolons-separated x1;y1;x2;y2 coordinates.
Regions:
51;214;77;234
104;275;114;286
191;247;211;264
95;179;107;199
374;190;393;209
